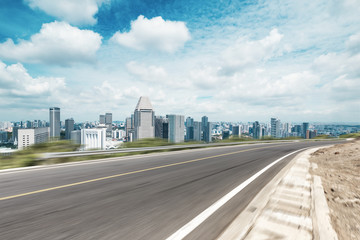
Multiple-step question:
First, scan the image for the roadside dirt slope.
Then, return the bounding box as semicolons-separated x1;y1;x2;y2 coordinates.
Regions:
310;140;360;240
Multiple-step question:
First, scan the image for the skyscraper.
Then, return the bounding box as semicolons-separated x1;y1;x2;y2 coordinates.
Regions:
253;121;262;139
105;113;112;138
201;116;212;142
193;121;202;141
99;115;105;124
185;117;194;141
271;118;281;138
167;114;184;143
65;118;74;140
303;122;309;139
232;125;241;137
155;116;168;139
134;96;155;140
49;107;60;138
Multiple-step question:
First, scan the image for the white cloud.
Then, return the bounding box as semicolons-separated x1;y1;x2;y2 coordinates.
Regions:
0;21;102;66
0;61;65;102
126;61;168;82
346;32;360;55
25;0;106;25
111;15;191;53
219;29;285;75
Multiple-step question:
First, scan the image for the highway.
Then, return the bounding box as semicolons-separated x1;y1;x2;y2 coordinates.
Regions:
0;141;341;240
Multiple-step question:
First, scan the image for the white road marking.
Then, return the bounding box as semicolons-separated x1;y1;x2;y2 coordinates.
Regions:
166;147;308;240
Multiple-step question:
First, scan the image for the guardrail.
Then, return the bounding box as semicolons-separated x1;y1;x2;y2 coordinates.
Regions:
40;139;338;159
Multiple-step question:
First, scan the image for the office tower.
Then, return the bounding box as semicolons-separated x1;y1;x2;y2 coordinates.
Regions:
271;118;281;138
65;118;75;140
232;125;241;137
134;96;155;140
49;107;60;138
105;113;112;138
253;121;262;139
81;128;106;150
205;122;212;142
222;130;230;140
167;114;184;143
201;116;209;141
125;117;132;140
155;116;168;139
11;126;19;142
17;127;49;150
302;122;309;139
185;117;194;141
99;115;105;124
0;131;7;143
201;116;212;142
193;121;202;141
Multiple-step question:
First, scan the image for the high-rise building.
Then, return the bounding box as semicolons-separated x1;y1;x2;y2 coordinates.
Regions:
167;114;184;143
134;96;155;140
49;107;60;138
193;121;202;141
302;122;309;139
201;116;212;142
65;118;74;140
253;121;262;139
125;117;132;140
185;117;194;141
232;125;241;137
271;118;281;138
222;130;230;140
0;131;8;143
105;113;112;138
17;127;49;150
155;116;168;139
99;115;105;124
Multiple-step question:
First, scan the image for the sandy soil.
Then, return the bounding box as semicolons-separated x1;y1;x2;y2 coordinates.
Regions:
310;140;360;240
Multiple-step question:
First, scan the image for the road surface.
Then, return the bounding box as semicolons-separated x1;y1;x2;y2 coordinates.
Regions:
0;141;341;240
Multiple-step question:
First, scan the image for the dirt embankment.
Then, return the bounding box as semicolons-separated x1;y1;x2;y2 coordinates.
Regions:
310;140;360;240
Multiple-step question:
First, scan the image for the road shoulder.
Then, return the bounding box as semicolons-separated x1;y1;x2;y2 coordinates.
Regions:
218;146;338;240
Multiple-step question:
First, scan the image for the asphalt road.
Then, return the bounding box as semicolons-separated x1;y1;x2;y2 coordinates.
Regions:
0;141;343;240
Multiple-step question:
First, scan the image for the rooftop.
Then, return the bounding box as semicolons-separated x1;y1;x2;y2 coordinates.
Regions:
135;96;153;111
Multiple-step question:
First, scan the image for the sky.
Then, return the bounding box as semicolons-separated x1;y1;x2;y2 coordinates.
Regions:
0;0;359;123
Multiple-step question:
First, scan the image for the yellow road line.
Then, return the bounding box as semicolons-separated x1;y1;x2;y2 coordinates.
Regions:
0;144;281;201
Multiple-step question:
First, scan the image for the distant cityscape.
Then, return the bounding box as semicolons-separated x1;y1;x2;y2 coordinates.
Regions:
0;96;359;152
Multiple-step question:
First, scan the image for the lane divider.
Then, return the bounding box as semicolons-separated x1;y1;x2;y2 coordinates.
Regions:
0;145;282;201
166;147;308;240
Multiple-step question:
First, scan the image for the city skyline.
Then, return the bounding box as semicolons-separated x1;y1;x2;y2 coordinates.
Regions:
0;1;359;122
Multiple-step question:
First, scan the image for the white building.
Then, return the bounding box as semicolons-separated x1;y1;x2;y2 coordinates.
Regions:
134;96;155;140
18;127;49;150
113;129;126;139
81;128;106;150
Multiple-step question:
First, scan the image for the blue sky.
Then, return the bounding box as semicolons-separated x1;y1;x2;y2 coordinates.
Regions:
0;0;359;123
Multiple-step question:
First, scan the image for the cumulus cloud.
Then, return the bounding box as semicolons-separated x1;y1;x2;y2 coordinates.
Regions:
111;15;190;53
0;21;102;66
25;0;106;25
0;61;65;102
219;29;285;75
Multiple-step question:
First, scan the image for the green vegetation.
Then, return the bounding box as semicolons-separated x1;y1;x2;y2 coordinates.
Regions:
123;138;174;148
314;134;336;139
339;132;360;139
0;141;80;170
